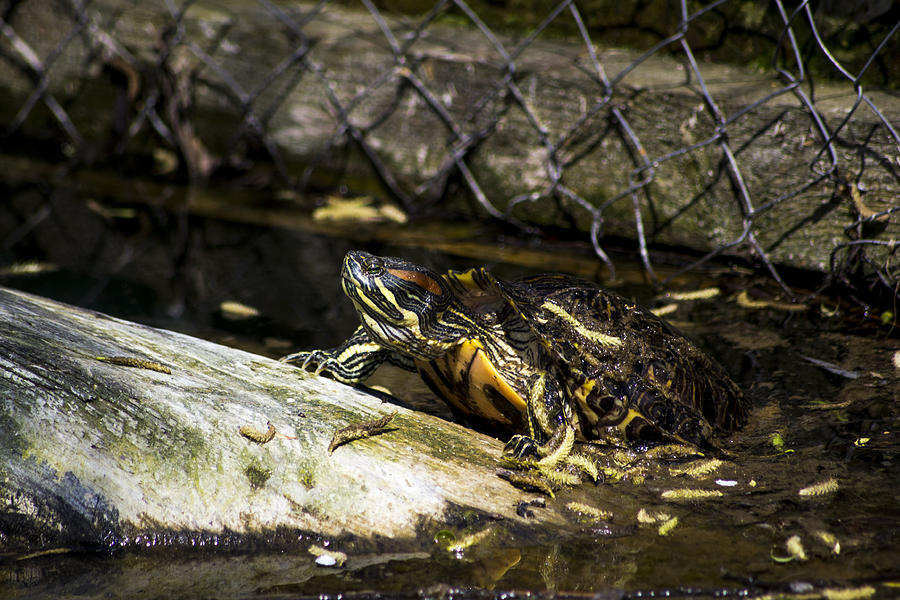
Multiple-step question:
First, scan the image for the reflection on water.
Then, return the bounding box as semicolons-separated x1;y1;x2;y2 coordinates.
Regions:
1;192;898;599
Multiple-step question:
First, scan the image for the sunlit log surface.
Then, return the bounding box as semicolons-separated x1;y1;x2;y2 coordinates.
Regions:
0;286;573;552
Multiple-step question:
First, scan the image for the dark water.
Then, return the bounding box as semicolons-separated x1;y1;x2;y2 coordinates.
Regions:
2;193;898;599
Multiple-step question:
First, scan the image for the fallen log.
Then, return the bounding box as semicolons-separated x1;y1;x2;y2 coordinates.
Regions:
0;285;575;553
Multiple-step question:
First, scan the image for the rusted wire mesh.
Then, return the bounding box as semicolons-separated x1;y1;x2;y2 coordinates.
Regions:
1;0;898;303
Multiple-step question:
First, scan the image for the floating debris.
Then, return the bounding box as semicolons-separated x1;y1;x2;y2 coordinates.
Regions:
668;458;724;478
308;544;347;567
661;488;723;500
565;502;612;522
0;260;59;276
819;301;840;318
95;356;171;374
798;478;839;497
313;195;407;224
239;422;277;444
636;508;671;524
16;547;71;561
641;443;704;460
635;508;678;536
893;350;900;371
650;303;678;317
219;300;261;320
806;398;854;410
535;424;576;471
770;432;794;454
715;479;738;487
657;515;679;536
771;535;807;563
735;290;807;311
438;527;494;554
328;411;397;454
816;530;841;555
542;468;581;488
822;585;876;600
563;452;599;481
786;535;807;560
800;355;860;379
662;287;721;301
497;468;554;497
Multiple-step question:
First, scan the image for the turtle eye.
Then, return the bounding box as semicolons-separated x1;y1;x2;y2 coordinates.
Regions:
364;261;384;276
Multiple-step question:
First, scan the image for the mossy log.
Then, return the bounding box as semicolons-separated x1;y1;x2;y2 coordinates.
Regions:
0;286;572;553
1;0;898;273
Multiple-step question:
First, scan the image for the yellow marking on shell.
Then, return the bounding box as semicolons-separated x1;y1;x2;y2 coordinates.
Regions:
419;339;526;427
572;380;602;425
541;301;622;347
616;408;646;433
451;268;479;288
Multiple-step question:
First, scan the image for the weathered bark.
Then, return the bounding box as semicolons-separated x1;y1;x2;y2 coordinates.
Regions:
0;0;897;274
0;285;573;552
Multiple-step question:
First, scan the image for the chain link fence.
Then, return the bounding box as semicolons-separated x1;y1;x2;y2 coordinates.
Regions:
1;0;898;304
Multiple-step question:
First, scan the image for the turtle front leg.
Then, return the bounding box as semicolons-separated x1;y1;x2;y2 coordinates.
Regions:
503;372;577;470
281;326;411;384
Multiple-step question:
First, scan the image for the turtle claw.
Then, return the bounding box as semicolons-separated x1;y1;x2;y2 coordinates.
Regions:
280;350;330;374
279;351;307;364
503;434;541;461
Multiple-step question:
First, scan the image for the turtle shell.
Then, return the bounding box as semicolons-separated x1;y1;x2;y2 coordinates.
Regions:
500;273;747;448
416;267;746;449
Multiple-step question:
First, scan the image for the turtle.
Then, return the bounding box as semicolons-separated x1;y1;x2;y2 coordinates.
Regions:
283;251;747;473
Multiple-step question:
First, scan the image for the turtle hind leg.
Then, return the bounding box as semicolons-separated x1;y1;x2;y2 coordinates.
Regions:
502;372;578;470
281;325;405;384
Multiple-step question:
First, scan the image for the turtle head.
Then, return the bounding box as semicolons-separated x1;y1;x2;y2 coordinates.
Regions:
340;251;463;359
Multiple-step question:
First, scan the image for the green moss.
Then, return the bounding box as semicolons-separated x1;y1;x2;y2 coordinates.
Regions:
244;463;273;490
298;469;315;490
